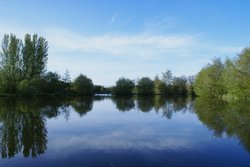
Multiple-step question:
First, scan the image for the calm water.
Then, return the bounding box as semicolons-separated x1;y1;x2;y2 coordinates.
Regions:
0;96;249;167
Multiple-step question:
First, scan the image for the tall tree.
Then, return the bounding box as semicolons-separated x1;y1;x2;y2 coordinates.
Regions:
162;70;172;85
229;48;250;99
22;34;48;80
0;34;22;93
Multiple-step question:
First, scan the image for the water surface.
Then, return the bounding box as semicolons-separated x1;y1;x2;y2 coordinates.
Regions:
0;96;249;167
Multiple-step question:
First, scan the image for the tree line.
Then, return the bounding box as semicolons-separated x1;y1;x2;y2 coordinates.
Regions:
0;33;195;96
193;48;250;101
1;33;249;99
112;71;194;96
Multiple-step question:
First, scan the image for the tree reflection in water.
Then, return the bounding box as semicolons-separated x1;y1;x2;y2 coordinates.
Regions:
0;96;249;159
194;97;250;152
0;97;95;158
0;99;47;158
111;96;135;112
112;95;190;118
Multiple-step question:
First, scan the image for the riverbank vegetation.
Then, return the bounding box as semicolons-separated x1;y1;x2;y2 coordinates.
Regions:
0;33;249;99
193;48;250;101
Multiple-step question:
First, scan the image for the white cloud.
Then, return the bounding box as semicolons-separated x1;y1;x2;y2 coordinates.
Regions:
44;28;199;60
0;22;244;85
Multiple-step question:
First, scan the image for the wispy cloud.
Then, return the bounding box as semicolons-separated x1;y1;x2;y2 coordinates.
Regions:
143;16;179;34
110;13;117;23
44;28;199;60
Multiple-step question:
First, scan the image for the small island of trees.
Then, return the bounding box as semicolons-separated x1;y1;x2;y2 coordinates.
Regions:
0;33;249;101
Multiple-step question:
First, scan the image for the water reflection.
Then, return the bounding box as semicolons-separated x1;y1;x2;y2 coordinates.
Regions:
0;99;48;158
111;96;135;111
194;97;250;152
112;96;189;115
0;96;249;160
71;97;93;116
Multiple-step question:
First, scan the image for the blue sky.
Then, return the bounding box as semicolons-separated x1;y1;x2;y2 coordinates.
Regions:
0;0;250;85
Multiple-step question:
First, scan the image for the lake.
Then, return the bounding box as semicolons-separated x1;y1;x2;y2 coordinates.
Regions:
0;96;249;167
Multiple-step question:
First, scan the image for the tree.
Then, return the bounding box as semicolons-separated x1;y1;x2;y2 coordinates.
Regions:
43;72;64;95
172;76;187;95
72;74;94;95
137;77;154;95
154;76;167;95
22;34;48;80
162;70;173;94
62;70;71;94
0;34;22;93
222;49;250;100
162;70;172;85
194;58;226;98
62;70;71;83
112;77;135;95
187;75;195;95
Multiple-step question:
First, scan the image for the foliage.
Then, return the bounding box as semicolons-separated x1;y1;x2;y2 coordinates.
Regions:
154;76;167;95
194;48;250;100
162;70;172;85
137;77;154;95
0;34;22;93
22;34;48;80
72;74;94;95
194;58;226;98
93;85;111;94
1;33;249;99
172;76;187;95
112;77;135;95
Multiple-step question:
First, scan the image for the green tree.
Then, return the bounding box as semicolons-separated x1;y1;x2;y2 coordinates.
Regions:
194;58;226;98
161;70;173;94
172;76;187;95
154;76;167;95
187;75;195;95
112;77;135;95
43;71;64;95
233;48;250;99
22;34;48;80
72;74;94;95
137;77;154;95
0;34;22;93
